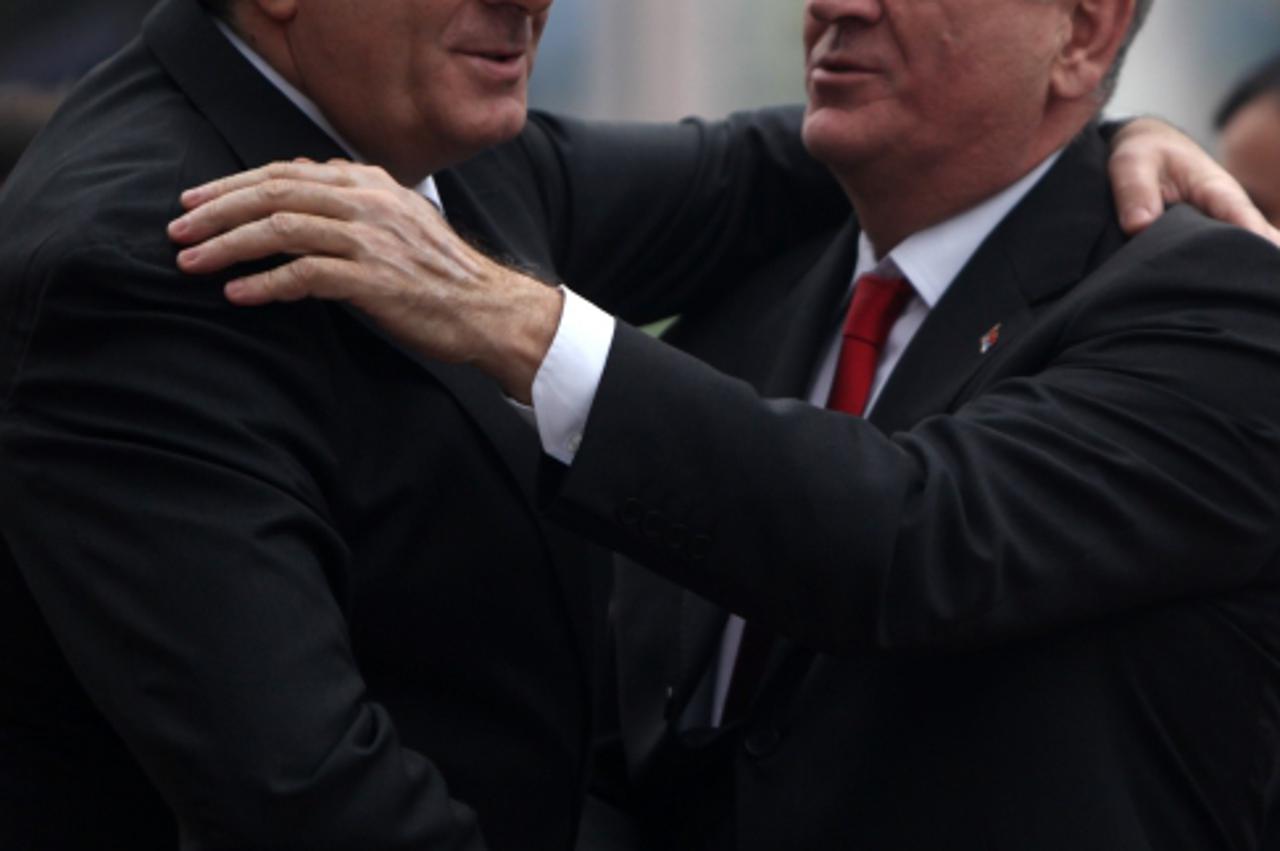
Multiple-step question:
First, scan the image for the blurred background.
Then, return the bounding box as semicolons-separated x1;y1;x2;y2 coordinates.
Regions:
3;0;1280;173
529;0;1280;144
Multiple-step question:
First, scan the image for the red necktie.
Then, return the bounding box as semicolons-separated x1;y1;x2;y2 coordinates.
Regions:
721;273;914;723
827;273;916;415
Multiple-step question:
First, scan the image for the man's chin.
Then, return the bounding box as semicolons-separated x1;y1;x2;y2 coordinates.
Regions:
417;101;529;175
462;97;530;147
801;109;883;172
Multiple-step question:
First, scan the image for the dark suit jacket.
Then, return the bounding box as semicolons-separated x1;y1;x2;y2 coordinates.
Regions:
0;2;844;848
550;126;1280;850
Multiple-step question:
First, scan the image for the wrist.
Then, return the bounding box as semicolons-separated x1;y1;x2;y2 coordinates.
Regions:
476;271;564;405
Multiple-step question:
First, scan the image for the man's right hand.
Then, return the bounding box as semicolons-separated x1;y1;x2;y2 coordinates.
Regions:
169;160;564;404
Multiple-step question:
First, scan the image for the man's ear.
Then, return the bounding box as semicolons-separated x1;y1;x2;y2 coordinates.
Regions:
1050;0;1136;101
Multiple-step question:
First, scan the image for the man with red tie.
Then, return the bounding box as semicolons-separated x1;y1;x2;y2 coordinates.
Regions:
166;0;1280;847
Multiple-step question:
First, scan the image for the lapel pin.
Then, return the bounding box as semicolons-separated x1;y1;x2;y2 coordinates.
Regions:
980;324;1002;355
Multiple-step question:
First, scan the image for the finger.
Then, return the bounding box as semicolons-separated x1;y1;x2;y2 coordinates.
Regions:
176;212;362;275
180;160;364;210
224;256;359;306
1191;175;1276;241
169;179;361;244
1108;146;1164;235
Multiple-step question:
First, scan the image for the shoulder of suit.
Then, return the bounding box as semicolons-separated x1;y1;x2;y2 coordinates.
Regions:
1112;205;1280;285
0;48;241;276
1061;204;1280;322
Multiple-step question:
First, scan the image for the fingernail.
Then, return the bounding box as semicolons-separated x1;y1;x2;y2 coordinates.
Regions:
1125;207;1154;227
168;217;189;237
178;247;200;266
181;188;205;206
225;280;248;299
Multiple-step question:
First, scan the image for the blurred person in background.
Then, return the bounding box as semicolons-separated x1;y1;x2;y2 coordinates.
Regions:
1218;54;1280;227
0;0;157;86
0;0;157;177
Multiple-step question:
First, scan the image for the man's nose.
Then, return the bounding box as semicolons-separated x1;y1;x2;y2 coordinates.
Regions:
806;0;883;26
484;0;554;15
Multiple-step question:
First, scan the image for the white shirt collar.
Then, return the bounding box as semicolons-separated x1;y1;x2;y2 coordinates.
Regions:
853;149;1063;308
214;20;443;211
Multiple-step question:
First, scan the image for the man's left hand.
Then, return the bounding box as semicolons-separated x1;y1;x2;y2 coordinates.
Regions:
1109;116;1280;243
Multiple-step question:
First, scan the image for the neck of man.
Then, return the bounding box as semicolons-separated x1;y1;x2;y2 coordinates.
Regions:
839;106;1095;259
221;6;447;185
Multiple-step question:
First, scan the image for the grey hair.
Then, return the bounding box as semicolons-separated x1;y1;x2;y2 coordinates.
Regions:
1100;0;1155;103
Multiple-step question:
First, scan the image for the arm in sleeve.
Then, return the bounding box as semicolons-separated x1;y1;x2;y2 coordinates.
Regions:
0;242;487;850
541;220;1280;657
523;108;850;326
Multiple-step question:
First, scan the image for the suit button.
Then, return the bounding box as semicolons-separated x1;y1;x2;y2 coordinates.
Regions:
642;510;666;540
619;498;643;527
744;726;782;758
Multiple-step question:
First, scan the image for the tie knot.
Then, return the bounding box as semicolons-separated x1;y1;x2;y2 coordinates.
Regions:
843;274;914;348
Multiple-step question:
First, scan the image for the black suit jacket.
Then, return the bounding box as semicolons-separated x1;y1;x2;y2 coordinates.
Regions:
0;2;844;848
551;127;1280;850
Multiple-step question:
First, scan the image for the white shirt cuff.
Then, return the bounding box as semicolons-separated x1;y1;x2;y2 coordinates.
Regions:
527;287;616;465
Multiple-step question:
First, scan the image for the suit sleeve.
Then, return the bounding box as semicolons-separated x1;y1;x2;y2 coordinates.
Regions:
523;107;850;326
0;241;487;850
541;219;1280;657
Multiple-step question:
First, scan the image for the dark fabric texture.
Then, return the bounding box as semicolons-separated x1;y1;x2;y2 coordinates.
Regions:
0;1;847;849
552;126;1280;851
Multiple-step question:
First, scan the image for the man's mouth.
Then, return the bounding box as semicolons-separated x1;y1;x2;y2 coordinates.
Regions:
468;48;525;62
809;55;881;87
457;48;529;82
813;55;878;74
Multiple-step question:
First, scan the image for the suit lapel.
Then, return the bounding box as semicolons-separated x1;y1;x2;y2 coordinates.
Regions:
143;0;348;169
763;221;862;399
870;125;1117;432
867;252;1030;433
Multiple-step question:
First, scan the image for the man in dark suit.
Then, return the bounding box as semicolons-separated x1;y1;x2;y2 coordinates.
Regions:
174;0;1280;848
0;0;855;848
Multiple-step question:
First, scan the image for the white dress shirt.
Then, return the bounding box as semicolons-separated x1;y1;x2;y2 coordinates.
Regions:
215;21;443;209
